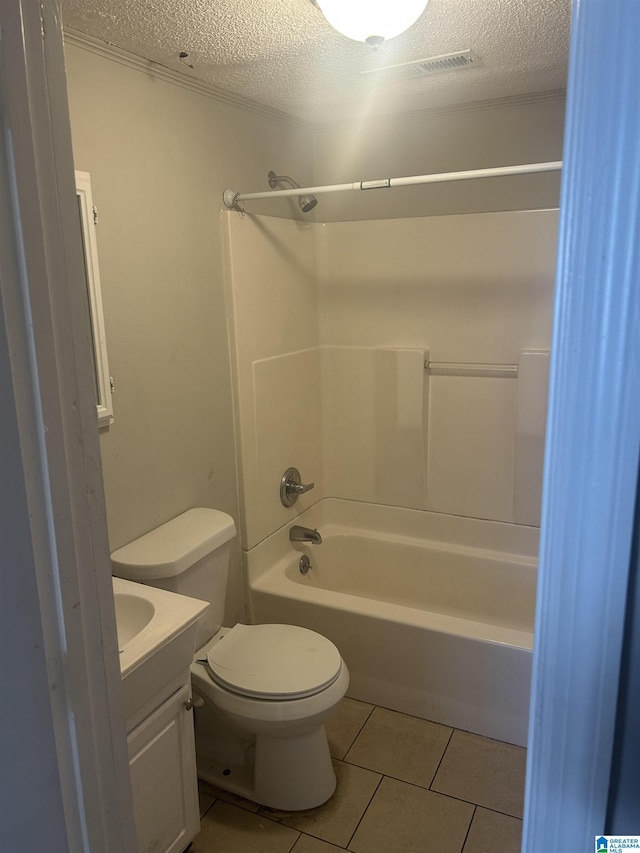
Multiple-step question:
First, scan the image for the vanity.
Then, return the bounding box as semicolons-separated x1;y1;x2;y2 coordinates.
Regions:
113;576;208;853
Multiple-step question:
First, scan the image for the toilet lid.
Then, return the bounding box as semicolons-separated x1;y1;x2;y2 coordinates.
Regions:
206;623;342;699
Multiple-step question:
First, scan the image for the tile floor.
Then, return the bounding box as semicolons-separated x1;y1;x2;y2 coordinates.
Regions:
192;698;526;853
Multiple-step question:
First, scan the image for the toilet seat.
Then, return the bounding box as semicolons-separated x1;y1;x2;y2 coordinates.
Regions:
205;623;342;700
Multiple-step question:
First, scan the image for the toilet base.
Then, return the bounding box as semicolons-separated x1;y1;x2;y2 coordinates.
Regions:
191;640;349;811
197;723;336;811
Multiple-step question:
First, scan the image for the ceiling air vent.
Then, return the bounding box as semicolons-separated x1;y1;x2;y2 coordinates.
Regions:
361;50;482;82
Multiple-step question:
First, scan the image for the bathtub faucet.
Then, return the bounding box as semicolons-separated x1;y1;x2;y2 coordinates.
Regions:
289;525;323;545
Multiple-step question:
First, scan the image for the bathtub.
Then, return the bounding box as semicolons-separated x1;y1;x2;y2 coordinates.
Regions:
246;499;538;747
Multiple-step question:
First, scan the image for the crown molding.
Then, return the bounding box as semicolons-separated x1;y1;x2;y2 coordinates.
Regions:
63;29;312;130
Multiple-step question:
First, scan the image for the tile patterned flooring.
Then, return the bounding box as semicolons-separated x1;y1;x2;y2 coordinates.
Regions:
192;699;525;853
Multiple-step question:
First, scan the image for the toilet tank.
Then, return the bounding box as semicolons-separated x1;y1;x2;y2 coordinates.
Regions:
111;508;236;649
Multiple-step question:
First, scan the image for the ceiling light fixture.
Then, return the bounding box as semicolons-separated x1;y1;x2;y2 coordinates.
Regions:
315;0;429;46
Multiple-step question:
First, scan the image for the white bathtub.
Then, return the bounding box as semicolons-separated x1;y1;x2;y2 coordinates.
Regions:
246;499;538;747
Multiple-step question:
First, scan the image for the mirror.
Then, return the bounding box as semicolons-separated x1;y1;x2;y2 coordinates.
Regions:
75;170;113;427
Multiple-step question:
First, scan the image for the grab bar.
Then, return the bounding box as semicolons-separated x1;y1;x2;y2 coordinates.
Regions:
425;361;518;379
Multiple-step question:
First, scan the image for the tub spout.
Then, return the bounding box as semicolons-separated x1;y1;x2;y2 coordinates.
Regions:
289;525;322;545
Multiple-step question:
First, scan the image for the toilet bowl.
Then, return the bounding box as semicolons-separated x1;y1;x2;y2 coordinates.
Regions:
191;624;349;809
111;508;349;811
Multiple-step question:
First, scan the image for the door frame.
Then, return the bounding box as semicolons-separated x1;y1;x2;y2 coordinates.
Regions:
0;1;136;850
523;0;640;847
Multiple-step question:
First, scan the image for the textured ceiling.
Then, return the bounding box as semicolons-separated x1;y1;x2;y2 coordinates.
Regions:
61;0;571;124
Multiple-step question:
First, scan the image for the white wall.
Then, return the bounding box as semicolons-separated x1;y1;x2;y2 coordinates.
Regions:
64;37;315;621
313;94;565;220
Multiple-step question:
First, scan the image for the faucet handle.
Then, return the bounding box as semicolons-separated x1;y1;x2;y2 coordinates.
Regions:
280;467;315;507
290;480;315;495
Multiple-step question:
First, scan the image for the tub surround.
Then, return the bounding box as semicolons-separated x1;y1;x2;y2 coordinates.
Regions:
224;209;557;549
247;499;537;747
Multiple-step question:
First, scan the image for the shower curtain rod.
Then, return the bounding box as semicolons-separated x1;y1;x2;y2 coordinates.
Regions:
223;160;562;210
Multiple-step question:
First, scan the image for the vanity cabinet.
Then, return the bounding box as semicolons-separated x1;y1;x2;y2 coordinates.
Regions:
127;683;200;853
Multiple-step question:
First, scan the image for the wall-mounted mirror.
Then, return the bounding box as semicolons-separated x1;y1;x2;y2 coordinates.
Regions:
75;170;113;427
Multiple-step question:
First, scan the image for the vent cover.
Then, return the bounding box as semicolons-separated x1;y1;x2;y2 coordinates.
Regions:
362;50;482;82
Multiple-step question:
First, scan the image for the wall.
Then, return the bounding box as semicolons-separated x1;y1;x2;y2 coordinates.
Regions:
64;37;314;621
313;94;565;220
225;208;557;549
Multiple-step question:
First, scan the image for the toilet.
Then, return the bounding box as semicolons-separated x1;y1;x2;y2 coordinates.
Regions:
111;507;349;811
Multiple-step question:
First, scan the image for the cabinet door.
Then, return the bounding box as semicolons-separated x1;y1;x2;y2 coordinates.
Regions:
128;684;200;853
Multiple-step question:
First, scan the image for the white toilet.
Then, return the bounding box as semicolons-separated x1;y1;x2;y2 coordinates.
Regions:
111;507;349;811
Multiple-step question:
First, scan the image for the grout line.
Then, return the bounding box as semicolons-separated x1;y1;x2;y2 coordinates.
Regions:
288;830;305;852
199;797;216;820
340;702;376;760
209;790;261;815
428;727;455;788
350;771;444;798
339;765;523;823
445;724;528;749
341;758;446;793
296;830;349;852
362;701;526;752
472;804;525;821
428;786;524;820
353;699;458;731
460;805;477;853
344;772;384;850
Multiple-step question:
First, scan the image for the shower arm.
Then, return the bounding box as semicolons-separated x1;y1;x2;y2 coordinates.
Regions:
268;172;301;190
223;160;562;210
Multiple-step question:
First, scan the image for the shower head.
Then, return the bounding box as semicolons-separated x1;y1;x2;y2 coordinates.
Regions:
267;170;318;213
297;193;319;213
